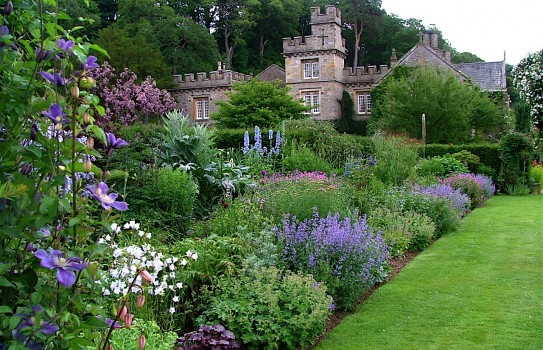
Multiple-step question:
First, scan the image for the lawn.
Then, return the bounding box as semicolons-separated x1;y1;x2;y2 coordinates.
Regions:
316;195;543;350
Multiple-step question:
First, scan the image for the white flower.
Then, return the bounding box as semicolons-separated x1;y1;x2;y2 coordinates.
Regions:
145;232;151;239
172;296;180;303
111;223;121;234
180;259;187;266
185;250;193;258
191;253;198;260
169;264;175;271
176;282;183;289
105;234;111;242
169;307;175;314
138;230;145;237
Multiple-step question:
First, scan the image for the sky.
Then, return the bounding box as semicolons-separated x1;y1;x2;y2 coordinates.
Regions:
381;0;543;66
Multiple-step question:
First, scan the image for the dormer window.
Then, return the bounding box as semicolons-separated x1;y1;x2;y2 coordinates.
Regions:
303;60;319;79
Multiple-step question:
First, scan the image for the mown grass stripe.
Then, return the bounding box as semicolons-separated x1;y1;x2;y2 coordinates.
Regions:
316;195;543;350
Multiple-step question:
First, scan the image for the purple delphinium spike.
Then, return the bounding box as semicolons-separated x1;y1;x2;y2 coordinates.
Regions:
34;249;88;287
243;130;250;154
88;182;128;211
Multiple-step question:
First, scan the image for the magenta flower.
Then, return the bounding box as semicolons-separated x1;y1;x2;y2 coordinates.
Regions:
35;248;88;287
89;182;128;211
106;132;129;149
41;103;66;125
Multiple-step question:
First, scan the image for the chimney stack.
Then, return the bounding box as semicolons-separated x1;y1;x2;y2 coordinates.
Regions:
430;33;439;50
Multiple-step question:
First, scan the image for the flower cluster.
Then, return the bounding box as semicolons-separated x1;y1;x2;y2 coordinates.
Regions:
243;126;282;156
412;183;471;216
440;173;494;209
275;211;388;311
513;50;543;131
87;62;176;128
98;222;197;313
261;170;331;184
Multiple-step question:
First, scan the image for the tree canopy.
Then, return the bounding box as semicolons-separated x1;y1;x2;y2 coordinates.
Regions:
212;79;308;128
369;66;506;143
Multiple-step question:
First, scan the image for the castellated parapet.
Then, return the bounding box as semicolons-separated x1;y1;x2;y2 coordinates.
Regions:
342;65;388;84
172;70;253;90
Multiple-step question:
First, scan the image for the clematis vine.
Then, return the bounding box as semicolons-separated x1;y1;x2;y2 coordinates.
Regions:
35;249;88;287
41;103;67;127
41;71;67;86
106;132;129;149
89;182;128;211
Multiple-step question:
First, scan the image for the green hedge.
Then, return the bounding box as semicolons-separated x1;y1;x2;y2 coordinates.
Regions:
421;143;501;176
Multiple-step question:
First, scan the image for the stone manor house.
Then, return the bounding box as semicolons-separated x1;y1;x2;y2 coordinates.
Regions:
171;5;506;123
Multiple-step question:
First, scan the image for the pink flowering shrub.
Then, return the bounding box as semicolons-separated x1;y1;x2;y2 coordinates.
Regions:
88;62;176;129
440;173;495;209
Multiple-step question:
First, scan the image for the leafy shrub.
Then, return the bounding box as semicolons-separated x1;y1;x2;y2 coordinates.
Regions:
368;187;462;237
367;208;436;256
176;324;240;350
282;142;332;173
198;267;332;350
257;171;354;223
156;167;198;232
275;212;389;311
88;319;177;350
416;156;468;178
440;174;488;209
530;164;543;184
499;132;533;190
371;134;419;186
452;150;481;173
505;182;531;196
413;183;471;216
423;143;501;177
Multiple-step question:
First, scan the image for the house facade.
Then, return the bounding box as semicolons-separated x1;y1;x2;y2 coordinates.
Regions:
171;5;506;123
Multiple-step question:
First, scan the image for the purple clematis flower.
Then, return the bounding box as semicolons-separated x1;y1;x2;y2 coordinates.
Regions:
41;71;66;86
35;248;88;287
41;103;66;125
0;25;8;36
106;132;129;149
12;305;58;349
89;182;128;211
82;55;98;70
56;38;74;52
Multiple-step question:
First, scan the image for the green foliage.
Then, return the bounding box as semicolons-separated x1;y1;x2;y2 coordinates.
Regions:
198;266;332;350
257;173;354;223
423;143;501;178
282;143;332;174
215;129;247;150
212;79;307;129
499;132;533;189
367;208;435;256
451;150;481;173
416;156;468;178
284;119;375;169
336;90;355;134
156;167;198;231
530;164;543;184
88;319;177;350
369;66;506;143
371;134;419;186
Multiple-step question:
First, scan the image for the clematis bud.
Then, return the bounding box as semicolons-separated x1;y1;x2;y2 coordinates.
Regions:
30;123;38;141
4;1;13;15
86;261;98;276
83;111;91;124
86;137;94;150
83;156;92;173
124;313;133;328
137;294;145;308
35;47;52;63
138;334;146;350
106;345;114;350
79;77;95;89
20;163;33;175
71;85;79;98
140;270;153;283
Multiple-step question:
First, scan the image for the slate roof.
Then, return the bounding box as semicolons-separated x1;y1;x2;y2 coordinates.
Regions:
454;61;506;91
256;64;286;86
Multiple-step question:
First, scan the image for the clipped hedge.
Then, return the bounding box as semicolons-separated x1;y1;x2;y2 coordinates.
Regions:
421;143;500;176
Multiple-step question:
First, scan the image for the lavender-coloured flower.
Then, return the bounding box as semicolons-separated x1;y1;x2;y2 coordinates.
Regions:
106;132;129;149
56;38;74;52
89;182;128;211
243;131;250;154
35;248;88;287
41;71;66;86
41;103;66;125
82;55;98;70
35;46;52;63
12;305;58;349
0;25;8;36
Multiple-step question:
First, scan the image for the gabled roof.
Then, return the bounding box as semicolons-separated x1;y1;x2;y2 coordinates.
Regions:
454;61;506;91
378;43;470;84
256;64;286;86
